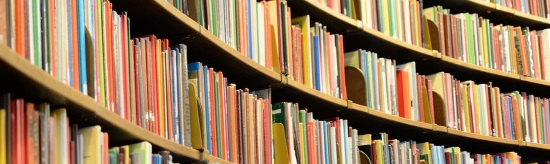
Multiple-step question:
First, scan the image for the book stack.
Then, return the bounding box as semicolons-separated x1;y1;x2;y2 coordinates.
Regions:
318;0;424;46
359;133;522;164
0;93;175;164
272;102;359;164
485;0;550;18
424;6;550;81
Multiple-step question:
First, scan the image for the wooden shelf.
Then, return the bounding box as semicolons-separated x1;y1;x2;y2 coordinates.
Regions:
4;0;550;162
0;44;233;164
423;0;550;30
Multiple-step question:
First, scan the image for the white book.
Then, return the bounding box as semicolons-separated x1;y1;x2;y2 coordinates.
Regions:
329;127;336;164
258;4;266;67
54;109;69;164
539;29;550;80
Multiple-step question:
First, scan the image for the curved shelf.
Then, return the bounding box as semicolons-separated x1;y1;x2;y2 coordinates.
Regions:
0;44;231;164
289;0;550;97
423;0;550;30
119;0;550;158
4;0;550;162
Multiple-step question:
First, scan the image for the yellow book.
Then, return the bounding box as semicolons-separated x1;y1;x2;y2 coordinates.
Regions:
0;108;5;164
473;83;481;134
482;21;488;67
157;41;165;139
53;108;68;164
375;140;383;164
129;141;152;164
189;80;204;150
382;0;390;35
291;15;312;88
426;72;447;126
78;125;102;164
461;84;471;133
422;86;432;124
121;145;130;164
344;50;360;68
273;123;290;164
267;0;281;74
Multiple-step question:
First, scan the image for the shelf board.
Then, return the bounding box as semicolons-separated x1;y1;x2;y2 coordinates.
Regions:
111;0;281;90
289;0;439;64
0;44;232;164
423;0;550;30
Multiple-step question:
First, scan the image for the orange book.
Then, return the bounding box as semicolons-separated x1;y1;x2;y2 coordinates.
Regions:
218;72;226;160
228;85;237;162
71;0;80;91
103;133;109;164
338;35;347;99
209;69;217;157
26;103;35;164
14;0;25;57
50;0;57;77
397;70;411;119
166;49;173;140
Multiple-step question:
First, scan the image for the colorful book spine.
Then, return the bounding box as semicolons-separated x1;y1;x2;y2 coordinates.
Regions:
486;0;550;19
359;133;523;164
425;6;550;81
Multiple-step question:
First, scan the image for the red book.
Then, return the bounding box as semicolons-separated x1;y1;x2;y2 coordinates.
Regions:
209;69;217;157
121;14;130;121
338;35;347;100
11;99;24;164
397;70;411;119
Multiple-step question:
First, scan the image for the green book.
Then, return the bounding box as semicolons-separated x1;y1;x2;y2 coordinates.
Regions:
214;72;222;156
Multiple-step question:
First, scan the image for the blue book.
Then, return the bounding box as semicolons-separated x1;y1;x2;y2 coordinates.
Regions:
322;121;328;164
173;50;181;144
313;36;321;91
77;0;86;94
247;0;253;59
203;65;212;153
67;0;73;88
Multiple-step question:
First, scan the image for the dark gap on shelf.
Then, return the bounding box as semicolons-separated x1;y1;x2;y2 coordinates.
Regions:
111;0;278;91
422;0;550;30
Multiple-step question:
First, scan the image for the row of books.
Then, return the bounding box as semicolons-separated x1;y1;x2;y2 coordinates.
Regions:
188;62;359;163
0;93;176;164
345;49;550;144
175;0;349;99
358;133;523;164
0;0;133;96
336;0;425;47
425;6;550;81
484;0;550;18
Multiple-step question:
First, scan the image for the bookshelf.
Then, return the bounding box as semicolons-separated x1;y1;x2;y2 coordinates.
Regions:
289;0;550;98
3;0;550;163
0;44;230;164
422;0;550;30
